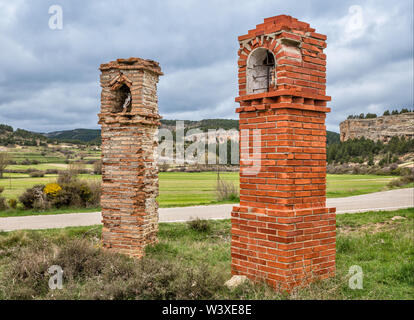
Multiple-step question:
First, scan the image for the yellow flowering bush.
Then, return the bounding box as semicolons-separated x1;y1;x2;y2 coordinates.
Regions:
43;183;62;197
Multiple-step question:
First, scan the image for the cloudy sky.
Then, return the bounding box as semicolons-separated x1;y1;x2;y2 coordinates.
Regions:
0;0;412;133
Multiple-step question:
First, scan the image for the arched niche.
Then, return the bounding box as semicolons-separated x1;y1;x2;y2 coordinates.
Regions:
112;84;132;113
246;48;276;94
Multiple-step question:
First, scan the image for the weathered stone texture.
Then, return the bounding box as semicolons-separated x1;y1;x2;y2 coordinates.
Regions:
340;112;414;142
232;15;335;291
98;57;162;258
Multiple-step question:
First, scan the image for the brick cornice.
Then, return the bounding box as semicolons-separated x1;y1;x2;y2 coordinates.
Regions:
238;15;328;43
98;112;161;126
100;57;163;76
235;90;331;103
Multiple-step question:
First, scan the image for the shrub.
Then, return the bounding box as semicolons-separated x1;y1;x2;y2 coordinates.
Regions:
0;152;11;179
368;156;374;166
87;180;101;207
3;242;53;298
388;178;405;188
1;238;223;300
43;183;62;197
187;218;211;232
18;185;46;209
21;159;39;165
29;171;45;178
50;180;92;208
18;172;100;210
159;163;170;172
215;178;239;201
57;170;76;185
0;199;8;211
68;162;86;175
45;169;59;174
21;159;31;165
388;168;414;188
93;160;102;175
7;198;18;209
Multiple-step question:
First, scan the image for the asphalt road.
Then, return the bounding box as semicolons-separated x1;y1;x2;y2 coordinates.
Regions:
0;188;412;232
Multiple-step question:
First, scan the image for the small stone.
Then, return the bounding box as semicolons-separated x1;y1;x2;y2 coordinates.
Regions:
225;275;249;290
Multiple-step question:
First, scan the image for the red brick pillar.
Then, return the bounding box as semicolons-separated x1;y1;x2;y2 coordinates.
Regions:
98;58;163;258
231;15;336;291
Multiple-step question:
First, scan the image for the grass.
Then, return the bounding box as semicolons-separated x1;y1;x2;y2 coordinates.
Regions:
6;146;100;164
333;208;414;299
1;144;410;211
158;172;239;207
0;173;100;200
7;163;68;171
0;207;100;218
326;174;398;198
0;172;399;207
0;171;408;218
0;208;412;300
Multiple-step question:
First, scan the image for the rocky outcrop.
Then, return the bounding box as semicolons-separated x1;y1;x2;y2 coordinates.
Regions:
340;112;414;142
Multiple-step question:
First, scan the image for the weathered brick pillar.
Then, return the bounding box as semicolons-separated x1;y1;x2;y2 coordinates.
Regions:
231;15;336;291
98;57;163;258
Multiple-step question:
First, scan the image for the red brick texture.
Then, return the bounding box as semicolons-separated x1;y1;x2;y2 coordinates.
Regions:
232;16;336;291
98;57;163;258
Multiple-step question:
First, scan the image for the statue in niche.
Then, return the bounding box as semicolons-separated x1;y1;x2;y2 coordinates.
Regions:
122;91;131;113
109;72;133;113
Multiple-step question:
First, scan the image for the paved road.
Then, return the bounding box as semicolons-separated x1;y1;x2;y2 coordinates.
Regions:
0;188;412;232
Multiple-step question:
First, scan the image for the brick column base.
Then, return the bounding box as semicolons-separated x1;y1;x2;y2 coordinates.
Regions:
231;205;335;291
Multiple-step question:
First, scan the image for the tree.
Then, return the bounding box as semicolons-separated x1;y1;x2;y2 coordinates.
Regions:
365;113;377;119
368;155;374;166
93;160;102;175
0;152;11;179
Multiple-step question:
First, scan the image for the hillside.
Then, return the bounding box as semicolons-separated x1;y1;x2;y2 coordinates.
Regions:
340;112;414;142
326;130;340;145
0;124;48;146
0;120;340;146
162;119;339;145
44;129;101;144
160;119;239;132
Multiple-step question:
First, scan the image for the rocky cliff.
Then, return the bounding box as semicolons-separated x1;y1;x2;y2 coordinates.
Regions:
340;112;414;142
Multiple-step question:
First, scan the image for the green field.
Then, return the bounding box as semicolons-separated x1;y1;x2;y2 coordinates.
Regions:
158;172;239;207
0;208;412;299
325;174;399;198
1;145;409;209
5;146;100;164
0;171;401;208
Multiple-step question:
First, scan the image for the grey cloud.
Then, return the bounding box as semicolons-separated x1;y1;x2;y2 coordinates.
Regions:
0;0;412;133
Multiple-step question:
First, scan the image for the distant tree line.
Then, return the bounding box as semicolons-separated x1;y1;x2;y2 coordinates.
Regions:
327;136;414;165
347;108;413;120
0;124;100;147
160;119;240;132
